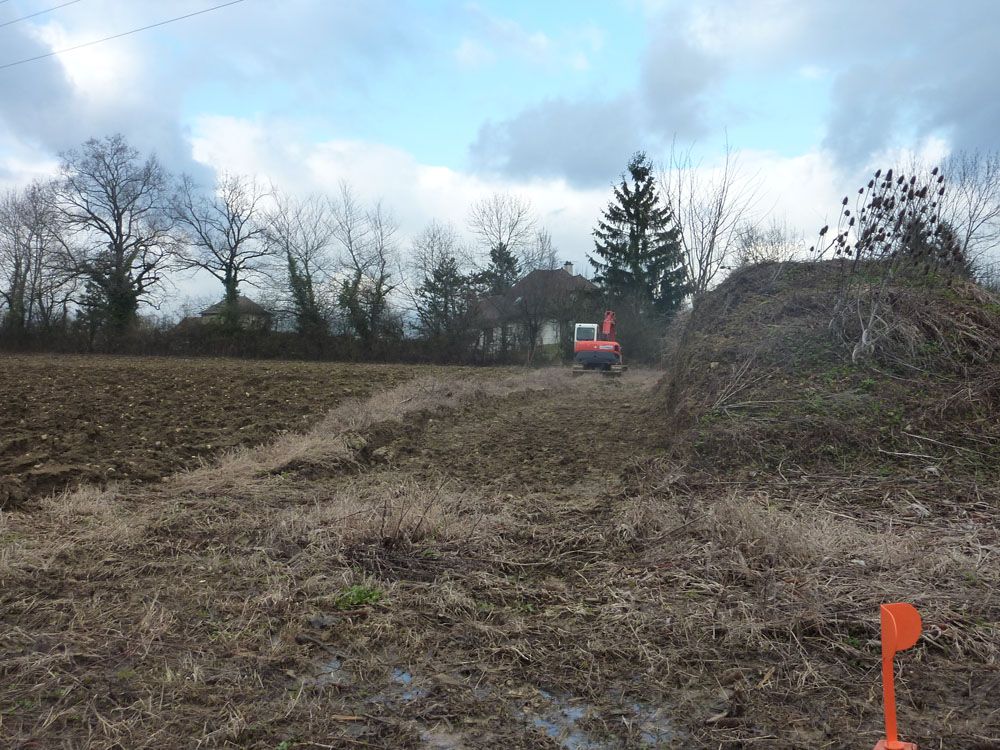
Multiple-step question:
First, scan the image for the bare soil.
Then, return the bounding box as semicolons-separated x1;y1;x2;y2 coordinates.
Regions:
0;355;458;505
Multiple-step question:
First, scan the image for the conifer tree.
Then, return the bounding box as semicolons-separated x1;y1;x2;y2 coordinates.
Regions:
416;255;471;339
590;151;687;313
475;244;521;296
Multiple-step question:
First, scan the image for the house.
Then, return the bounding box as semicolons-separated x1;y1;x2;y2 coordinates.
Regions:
475;261;596;360
177;295;273;330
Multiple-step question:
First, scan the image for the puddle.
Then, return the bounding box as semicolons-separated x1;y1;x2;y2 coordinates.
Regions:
519;689;602;749
390;667;430;702
629;702;674;745
419;728;467;748
518;689;675;748
314;656;352;687
392;667;414;685
305;660;675;746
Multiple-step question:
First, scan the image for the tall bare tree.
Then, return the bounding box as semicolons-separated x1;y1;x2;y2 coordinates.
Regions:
333;184;400;350
51;134;177;334
468;192;537;293
266;190;338;338
404;221;463;310
734;218;802;268
522;227;559;272
406;221;476;352
661;142;760;295
172;173;271;328
0;182;75;337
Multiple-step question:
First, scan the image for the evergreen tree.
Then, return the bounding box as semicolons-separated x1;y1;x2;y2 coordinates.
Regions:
590;151;687;313
475;244;521;296
416;255;471;341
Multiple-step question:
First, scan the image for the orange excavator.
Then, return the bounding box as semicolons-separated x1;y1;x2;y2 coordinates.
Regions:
572;310;627;375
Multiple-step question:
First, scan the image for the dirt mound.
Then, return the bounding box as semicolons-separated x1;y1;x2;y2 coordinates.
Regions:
622;260;1000;747
658;260;1000;474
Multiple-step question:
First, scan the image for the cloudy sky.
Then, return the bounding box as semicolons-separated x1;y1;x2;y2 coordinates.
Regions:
1;0;997;301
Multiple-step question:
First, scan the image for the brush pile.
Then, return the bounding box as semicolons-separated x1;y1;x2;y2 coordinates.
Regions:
627;260;1000;747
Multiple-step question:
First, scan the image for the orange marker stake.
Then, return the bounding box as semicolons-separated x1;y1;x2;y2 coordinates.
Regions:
873;602;921;750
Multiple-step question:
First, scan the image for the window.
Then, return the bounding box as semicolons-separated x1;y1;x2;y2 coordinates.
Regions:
575;324;597;341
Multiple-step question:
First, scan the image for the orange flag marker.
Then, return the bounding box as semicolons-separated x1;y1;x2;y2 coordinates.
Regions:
873;602;921;750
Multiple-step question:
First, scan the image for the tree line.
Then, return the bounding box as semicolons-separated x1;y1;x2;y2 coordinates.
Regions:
0;134;574;360
3;134;1000;363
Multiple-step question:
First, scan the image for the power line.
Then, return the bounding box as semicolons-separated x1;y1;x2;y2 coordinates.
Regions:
0;0;247;71
0;1;84;29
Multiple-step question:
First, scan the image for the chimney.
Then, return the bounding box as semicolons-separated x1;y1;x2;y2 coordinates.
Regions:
563;261;573;275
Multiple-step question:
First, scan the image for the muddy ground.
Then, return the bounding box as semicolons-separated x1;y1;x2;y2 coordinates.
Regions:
1;354;996;749
0;355;463;505
2;369;684;749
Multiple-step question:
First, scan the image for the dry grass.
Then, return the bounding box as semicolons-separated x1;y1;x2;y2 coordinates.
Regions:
3;264;1000;749
635;261;1000;747
1;366;596;749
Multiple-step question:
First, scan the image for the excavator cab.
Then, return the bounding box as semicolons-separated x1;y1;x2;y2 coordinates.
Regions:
574;323;598;342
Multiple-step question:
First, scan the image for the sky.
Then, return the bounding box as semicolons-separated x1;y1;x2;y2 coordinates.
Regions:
1;0;998;306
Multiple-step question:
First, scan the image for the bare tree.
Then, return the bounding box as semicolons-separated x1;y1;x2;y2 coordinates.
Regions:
939;149;1000;266
403;221;464;312
521;227;559;272
0;182;75;337
266;190;338;337
51;134;177;334
734;217;802;268
468;192;537;290
172;173;271;328
661;142;760;295
409;221;466;279
333;183;400;349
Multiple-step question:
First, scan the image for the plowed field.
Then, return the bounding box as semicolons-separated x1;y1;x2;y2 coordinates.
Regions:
0;354;457;506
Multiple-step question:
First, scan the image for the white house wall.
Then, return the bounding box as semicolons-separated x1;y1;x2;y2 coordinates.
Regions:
540;320;561;346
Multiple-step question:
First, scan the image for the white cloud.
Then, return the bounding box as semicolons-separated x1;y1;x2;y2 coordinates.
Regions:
798;65;827;80
454;37;495;68
190;115;608;272
190;114;926;285
457;4;602;72
569;52;590;72
30;20;142;99
0;131;59;189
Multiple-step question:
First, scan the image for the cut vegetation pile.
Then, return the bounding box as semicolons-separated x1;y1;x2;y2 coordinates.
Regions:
1;262;998;749
624;261;1000;747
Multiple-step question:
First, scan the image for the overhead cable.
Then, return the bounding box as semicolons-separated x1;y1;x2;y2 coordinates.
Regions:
0;0;247;70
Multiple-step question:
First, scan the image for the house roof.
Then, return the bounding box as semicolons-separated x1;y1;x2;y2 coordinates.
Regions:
475;268;596;324
476;294;516;325
507;268;595;301
200;296;272;317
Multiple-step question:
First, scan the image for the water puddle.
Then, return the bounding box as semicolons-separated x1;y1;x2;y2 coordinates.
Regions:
390;667;430;702
314;656;352;687
519;689;602;749
306;659;675;746
629;701;674;746
518;688;675;748
418;728;467;748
